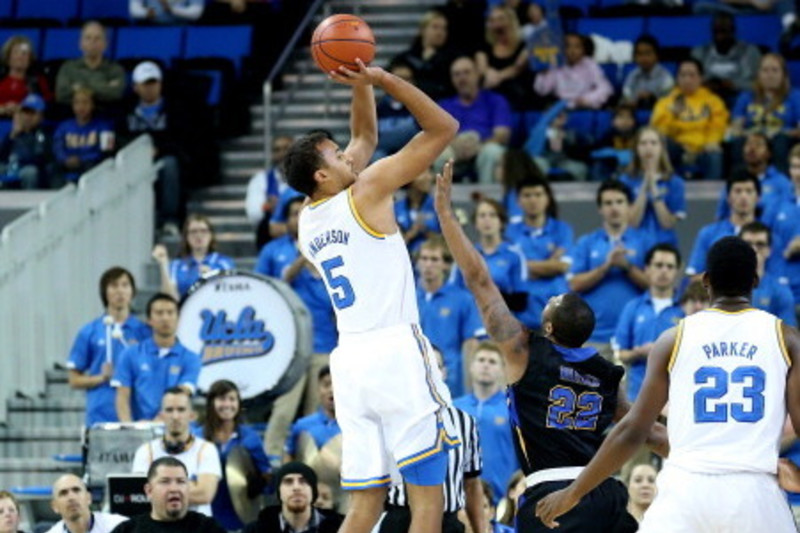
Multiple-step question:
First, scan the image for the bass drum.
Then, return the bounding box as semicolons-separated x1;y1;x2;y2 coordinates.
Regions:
177;270;312;406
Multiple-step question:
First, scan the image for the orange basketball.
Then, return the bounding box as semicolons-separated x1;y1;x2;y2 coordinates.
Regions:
311;14;375;74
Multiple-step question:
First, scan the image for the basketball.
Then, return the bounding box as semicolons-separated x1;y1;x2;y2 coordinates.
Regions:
311;14;375;74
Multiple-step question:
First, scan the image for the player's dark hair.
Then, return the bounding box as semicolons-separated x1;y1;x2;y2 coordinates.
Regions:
146;292;179;317
645;243;681;267
596;179;632;206
99;266;136;307
740;220;772;246
550;293;595;348
147;456;188;481
706;236;757;297
284;131;331;197
318;365;331;381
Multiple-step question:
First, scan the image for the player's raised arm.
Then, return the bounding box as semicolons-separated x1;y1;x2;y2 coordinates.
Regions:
332;60;458;199
344;82;377;173
535;325;674;528
434;160;528;381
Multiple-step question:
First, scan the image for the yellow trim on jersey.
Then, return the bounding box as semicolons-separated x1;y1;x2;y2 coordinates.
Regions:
777;319;791;367
308;196;332;209
704;307;757;315
515;427;530;466
341;475;392;488
397;440;443;469
411;324;447;408
667;319;685;373
347;188;385;239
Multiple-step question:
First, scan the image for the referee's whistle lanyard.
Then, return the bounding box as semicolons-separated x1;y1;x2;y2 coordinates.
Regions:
103;315;130;364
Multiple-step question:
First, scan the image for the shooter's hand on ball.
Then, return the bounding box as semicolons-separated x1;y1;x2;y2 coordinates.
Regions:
328;58;385;87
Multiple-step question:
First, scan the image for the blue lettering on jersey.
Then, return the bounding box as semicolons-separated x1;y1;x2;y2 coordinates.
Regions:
198;307;275;364
559;366;600;388
307;230;350;258
702;342;758;360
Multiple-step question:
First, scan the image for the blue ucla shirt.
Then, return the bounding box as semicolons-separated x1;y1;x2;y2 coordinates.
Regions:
505;217;574;329
454;390;519;502
285;408;341;457
190;424;270;531
394;194;441;253
503;189;523;225
732;88;800;137
772;199;800;303
169;252;235;298
715;166;792;222
111;338;201;421
67;315;151;426
618;173;686;247
613;293;684;401
291;268;338;353
451;241;527;295
753;273;797;326
417;283;486;397
686;219;739;276
254;234;298;279
566;227;649;343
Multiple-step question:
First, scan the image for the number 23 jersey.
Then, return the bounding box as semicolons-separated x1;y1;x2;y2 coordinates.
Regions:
668;308;790;474
298;187;420;334
507;335;623;475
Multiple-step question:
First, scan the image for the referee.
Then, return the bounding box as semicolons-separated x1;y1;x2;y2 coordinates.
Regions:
379;399;484;533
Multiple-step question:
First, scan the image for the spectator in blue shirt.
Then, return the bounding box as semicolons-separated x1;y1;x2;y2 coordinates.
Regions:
52;88;114;184
255;197;303;280
715;132;792;223
687;170;761;277
566;180;650;359
0;94;51;189
774;145;800;322
481;479;514;533
496;148;546;225
504;177;573;330
451;197;526;302
740;221;797;326
728;54;800;173
417;236;486;396
619;127;686;247
200;379;270;531
396;167;440;254
454;342;519;503
438;55;512;183
67;267;150;426
152;214;235;299
112;293;201;421
614;243;684;402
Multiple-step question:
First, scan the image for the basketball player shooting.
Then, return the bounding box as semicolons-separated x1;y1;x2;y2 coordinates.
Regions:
283;37;460;533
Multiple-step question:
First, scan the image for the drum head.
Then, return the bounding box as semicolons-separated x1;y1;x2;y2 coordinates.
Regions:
177;270;313;406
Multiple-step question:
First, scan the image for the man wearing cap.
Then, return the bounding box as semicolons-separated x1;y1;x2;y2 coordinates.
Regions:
0;93;50;188
121;61;183;235
243;462;344;533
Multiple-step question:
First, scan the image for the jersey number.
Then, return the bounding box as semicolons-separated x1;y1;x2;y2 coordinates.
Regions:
321;256;355;310
546;385;603;430
693;366;765;423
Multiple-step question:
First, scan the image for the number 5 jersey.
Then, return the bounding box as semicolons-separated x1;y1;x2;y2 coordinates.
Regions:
298;187;420;333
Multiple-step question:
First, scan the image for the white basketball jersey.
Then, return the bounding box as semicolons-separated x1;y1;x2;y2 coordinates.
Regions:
667;308;790;474
298;187;419;334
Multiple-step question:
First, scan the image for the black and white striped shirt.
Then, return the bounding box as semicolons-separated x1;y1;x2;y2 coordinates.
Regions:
387;405;482;513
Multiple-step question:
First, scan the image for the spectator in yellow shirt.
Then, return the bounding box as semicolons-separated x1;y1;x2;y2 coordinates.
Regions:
651;58;729;180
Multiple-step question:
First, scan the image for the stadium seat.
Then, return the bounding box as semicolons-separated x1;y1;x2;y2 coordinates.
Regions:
0;0;12;20
15;0;80;25
565;110;596;141
594;109;613;140
183;25;252;74
787;60;800;87
737;15;781;51
646;16;711;47
114;26;184;66
635;109;652;125
576;17;645;41
41;28;81;62
600;63;620;90
0;28;42;55
80;0;131;25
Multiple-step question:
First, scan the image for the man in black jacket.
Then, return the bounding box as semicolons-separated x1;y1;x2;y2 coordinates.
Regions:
244;462;343;533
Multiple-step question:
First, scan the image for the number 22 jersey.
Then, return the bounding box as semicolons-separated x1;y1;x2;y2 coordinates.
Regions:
667;308;790;474
507;335;623;475
298;187;420;334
